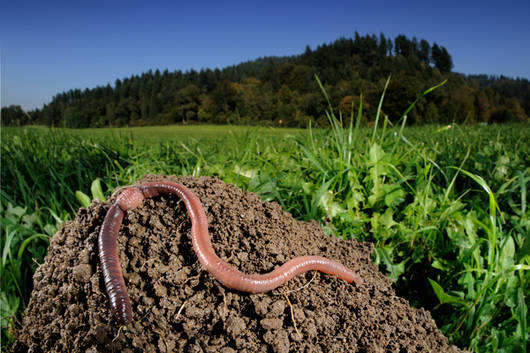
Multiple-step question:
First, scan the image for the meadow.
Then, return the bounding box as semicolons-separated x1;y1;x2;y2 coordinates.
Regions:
1;112;529;350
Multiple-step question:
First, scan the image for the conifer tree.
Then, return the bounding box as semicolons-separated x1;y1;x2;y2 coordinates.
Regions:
418;39;430;64
431;43;453;73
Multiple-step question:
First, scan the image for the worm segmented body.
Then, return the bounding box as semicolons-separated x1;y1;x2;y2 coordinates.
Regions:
98;181;363;325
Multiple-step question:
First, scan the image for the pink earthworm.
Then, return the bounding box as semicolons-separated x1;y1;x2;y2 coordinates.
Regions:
98;181;363;325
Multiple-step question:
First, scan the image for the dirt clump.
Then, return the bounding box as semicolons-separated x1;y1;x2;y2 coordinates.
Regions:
14;175;464;352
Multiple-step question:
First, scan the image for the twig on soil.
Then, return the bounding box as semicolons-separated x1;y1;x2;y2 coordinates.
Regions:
221;290;228;316
274;273;316;295
136;305;154;323
183;274;201;285
225;251;235;263
112;325;125;343
176;299;188;321
281;292;301;338
271;274;316;339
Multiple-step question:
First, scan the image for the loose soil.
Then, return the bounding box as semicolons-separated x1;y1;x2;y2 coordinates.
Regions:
14;175;464;353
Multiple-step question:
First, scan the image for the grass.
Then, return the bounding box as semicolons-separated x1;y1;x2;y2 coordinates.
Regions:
1;87;529;352
16;124;305;140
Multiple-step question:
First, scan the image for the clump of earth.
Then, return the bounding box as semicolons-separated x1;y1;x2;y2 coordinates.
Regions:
13;175;464;352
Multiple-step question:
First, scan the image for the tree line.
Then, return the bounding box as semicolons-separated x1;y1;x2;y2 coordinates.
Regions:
2;33;529;127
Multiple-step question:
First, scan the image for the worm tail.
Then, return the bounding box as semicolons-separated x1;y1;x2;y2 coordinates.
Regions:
98;204;132;325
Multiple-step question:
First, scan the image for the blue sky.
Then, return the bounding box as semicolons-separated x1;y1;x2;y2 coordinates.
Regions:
2;0;529;110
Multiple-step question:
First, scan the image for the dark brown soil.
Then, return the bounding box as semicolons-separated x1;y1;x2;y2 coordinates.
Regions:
14;175;463;353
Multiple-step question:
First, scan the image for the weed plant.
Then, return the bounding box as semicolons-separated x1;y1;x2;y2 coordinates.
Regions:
1;85;528;351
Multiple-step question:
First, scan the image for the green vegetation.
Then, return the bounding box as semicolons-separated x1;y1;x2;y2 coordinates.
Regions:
2;34;529;128
11;124;305;140
1;85;529;351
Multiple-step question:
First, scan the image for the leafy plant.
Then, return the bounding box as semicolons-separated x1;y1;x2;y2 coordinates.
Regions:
293;77;529;351
0;201;56;345
75;178;107;207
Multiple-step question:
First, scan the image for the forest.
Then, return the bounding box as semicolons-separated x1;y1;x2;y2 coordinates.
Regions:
2;33;529;127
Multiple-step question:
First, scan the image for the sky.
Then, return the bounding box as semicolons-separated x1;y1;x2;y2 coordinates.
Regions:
1;0;529;111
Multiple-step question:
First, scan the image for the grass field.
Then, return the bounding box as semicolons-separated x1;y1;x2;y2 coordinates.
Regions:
15;124;306;139
1;117;529;351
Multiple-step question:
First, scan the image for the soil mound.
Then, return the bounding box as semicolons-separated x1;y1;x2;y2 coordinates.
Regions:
14;175;463;352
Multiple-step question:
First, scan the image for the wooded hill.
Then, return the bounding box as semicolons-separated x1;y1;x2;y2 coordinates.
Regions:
3;33;529;127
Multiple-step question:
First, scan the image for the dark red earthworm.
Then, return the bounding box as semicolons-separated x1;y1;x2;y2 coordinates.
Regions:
98;181;363;325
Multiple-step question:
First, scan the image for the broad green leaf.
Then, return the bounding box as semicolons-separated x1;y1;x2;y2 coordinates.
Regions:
431;260;444;270
21;212;38;229
234;165;258;179
373;246;405;282
428;278;464;305
90;178;106;201
317;189;345;218
8;204;26;218
380;208;396;229
367;193;379;208
318;189;333;210
500;236;515;270
503;276;518;308
383;184;405;207
44;223;57;236
327;202;346;218
516;231;530;261
0;292;19;327
346;189;364;210
516;287;526;347
301;181;313;194
75;190;91;208
369;143;384;165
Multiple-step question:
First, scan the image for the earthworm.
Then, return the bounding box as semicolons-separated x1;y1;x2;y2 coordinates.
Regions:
98;181;363;325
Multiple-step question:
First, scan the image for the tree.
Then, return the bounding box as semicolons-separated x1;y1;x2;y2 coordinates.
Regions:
149;90;161;120
1;105;26;125
476;89;493;123
198;97;214;122
212;80;241;122
16;34;527;127
431;43;453;73
418;39;430;64
394;35;415;58
240;77;262;120
379;33;392;57
288;65;313;93
303;45;312;57
175;84;201;123
424;102;439;124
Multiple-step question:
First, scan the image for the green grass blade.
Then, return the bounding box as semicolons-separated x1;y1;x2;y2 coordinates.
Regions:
401;80;447;119
17;233;50;260
371;75;391;145
518;171;527;215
